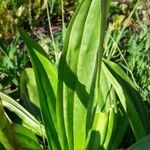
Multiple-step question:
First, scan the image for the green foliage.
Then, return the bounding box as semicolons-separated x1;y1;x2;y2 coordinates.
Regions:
127;25;150;103
20;68;40;117
0;37;28;94
14;124;43;150
19;0;149;149
0;92;45;137
0;0;150;149
104;0;150;104
128;134;150;150
0;94;45;149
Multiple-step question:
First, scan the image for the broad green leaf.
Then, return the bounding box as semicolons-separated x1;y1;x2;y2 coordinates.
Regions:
19;29;60;149
128;135;150;150
0;92;45;137
57;0;109;149
20;68;40;108
20;68;41;118
86;111;109;150
0;100;20;150
14;124;43;150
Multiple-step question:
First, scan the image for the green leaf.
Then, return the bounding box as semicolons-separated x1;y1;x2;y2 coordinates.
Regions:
20;68;41;118
20;68;40;108
128;135;150;150
86;112;109;150
19;28;60;149
57;0;109;149
14;124;43;150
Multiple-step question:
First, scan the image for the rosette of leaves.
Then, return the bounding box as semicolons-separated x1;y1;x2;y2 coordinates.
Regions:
0;0;150;149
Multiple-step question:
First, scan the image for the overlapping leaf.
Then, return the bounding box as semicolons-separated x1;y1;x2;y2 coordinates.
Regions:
57;0;109;149
88;65;128;150
102;60;150;139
